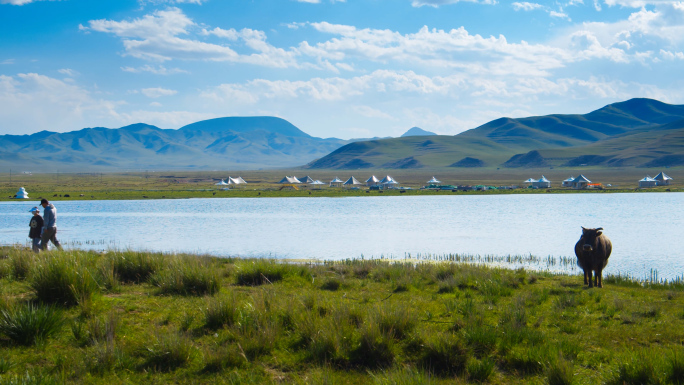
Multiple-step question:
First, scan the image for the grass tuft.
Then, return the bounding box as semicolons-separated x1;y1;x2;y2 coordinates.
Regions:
29;253;99;306
204;296;238;330
0;303;63;346
143;332;195;372
419;332;468;376
467;358;496;382
149;257;220;296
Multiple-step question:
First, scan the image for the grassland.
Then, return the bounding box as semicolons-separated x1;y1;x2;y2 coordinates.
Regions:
0;247;683;384
0;168;680;201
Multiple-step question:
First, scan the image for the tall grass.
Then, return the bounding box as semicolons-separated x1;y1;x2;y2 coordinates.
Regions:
204;296;239;330
107;251;163;283
418;332;468;376
143;332;195;372
235;260;307;286
149;257;221;296
29;253;99;306
0;303;63;346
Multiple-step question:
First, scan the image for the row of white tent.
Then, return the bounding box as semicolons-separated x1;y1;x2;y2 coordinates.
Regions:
215;177;247;186
639;172;673;187
279;175;401;187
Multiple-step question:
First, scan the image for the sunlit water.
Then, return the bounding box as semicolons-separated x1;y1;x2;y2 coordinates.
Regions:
1;193;683;280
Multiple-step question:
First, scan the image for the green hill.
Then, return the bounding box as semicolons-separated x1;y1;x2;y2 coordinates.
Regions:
308;98;684;169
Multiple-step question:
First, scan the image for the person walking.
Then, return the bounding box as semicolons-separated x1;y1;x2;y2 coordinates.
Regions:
40;198;62;250
28;206;43;253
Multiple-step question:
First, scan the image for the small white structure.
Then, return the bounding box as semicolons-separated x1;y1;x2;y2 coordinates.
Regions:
15;187;29;199
562;176;575;188
329;177;344;187
228;177;247;185
366;175;380;187
571;175;591;189
654;172;673;186
427;176;441;184
298;176;315;184
343;176;362;186
639;175;657;188
524;176;551;188
215;179;229;185
535;176;551;188
279;176;301;184
310;180;325;188
380;175;399;188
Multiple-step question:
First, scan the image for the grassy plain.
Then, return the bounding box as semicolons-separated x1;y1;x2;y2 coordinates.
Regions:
0;168;680;201
0;247;683;384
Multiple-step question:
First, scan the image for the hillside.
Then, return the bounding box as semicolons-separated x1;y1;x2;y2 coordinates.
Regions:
308;98;684;169
0;118;349;171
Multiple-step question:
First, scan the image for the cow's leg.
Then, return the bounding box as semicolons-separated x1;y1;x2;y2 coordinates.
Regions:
583;269;589;285
597;269;603;288
587;269;594;288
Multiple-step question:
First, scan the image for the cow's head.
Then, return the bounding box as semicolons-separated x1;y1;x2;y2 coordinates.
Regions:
581;227;603;252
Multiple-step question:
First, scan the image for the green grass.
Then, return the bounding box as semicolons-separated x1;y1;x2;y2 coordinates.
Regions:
0;246;684;383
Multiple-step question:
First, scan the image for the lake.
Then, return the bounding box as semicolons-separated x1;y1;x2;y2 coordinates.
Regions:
1;193;683;280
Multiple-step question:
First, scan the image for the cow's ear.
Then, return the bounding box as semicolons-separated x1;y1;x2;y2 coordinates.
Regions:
581;226;586;231
596;231;602;236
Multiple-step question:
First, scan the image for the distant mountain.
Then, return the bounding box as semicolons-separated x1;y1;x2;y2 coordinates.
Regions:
308;98;684;169
0;117;349;171
401;127;436;137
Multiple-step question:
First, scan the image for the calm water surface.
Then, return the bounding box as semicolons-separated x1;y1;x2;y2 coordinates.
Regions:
1;193;682;280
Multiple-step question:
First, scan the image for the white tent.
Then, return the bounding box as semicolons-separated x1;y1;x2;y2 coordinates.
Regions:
427;176;441;184
310;180;325;186
298;176;315;184
343;176;362;186
329;177;344;187
572;175;591;189
215;179;228;186
279;176;301;184
380;176;397;184
229;177;247;184
639;175;657;188
654;172;673;186
366;175;380;187
524;178;537;184
534;175;551;188
562;176;575;188
15;187;29;199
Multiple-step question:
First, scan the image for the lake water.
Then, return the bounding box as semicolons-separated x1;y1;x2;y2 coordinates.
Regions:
1;193;683;280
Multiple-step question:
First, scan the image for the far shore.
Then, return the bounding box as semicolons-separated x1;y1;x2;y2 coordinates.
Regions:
0;168;680;201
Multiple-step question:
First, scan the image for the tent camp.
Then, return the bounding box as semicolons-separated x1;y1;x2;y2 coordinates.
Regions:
562;176;575;188
279;176;301;184
654;172;673;186
298;176;315;184
427;176;441;184
380;176;397;184
329;177;344;187
215;179;228;186
366;175;380;187
310;180;325;188
639;175;657;188
344;176;362;186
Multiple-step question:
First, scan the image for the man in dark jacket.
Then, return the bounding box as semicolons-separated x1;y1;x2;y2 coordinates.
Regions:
40;198;62;250
28;206;43;253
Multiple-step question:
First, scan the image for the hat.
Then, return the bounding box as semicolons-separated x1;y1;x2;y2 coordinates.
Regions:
29;207;40;213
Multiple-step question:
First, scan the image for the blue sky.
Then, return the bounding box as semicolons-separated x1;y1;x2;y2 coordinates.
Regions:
1;0;684;139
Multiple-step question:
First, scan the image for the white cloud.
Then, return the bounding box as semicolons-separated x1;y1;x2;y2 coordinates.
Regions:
549;10;571;20
0;0;56;5
351;105;395;120
149;102;163;107
512;2;543;11
410;0;497;7
1;59;14;65
58;68;79;77
141;87;178;98
121;64;189;74
84;8;302;68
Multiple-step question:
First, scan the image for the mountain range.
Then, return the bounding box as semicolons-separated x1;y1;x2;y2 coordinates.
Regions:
0;117;351;171
2;98;684;171
307;98;684;169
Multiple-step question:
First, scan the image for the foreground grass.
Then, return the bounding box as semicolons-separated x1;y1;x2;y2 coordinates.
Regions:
0;247;683;384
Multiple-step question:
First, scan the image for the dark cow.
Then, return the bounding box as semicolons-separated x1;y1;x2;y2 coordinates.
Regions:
574;227;612;288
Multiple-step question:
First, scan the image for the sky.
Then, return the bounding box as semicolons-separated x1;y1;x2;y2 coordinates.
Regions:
1;0;684;139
